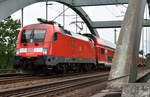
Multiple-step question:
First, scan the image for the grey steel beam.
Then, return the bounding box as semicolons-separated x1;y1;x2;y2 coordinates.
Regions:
107;0;146;89
72;0;128;6
0;0;99;37
41;0;129;6
0;0;129;7
92;19;150;28
0;0;38;22
93;21;122;28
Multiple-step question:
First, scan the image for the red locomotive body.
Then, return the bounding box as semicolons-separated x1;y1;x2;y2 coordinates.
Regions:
13;19;115;74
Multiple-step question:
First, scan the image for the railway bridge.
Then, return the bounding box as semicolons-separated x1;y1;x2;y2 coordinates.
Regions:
0;0;150;96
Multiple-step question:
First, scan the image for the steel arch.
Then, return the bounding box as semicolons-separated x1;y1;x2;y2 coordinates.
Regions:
0;0;99;37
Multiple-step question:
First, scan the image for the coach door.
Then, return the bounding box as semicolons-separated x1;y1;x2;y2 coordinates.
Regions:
100;47;105;64
105;48;107;65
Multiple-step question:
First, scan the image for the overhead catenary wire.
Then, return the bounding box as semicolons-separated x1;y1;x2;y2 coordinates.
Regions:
45;3;70;29
45;2;87;34
52;7;69;21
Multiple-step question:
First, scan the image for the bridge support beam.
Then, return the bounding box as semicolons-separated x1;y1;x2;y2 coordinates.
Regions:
107;0;146;89
0;0;99;37
92;19;150;28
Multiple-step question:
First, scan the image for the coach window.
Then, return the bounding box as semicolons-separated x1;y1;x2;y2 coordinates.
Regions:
99;48;101;56
101;48;105;55
51;32;57;42
108;56;113;62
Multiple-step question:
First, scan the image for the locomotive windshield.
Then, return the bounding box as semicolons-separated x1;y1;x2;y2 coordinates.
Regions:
21;29;46;43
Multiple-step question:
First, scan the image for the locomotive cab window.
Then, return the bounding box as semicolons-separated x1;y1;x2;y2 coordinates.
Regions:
21;29;46;43
101;48;105;55
21;30;32;43
33;29;46;42
51;32;58;42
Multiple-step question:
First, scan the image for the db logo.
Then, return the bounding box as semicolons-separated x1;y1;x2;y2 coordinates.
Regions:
27;48;34;52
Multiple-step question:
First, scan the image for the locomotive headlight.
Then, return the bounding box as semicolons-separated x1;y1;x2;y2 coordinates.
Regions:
16;49;20;55
43;48;48;55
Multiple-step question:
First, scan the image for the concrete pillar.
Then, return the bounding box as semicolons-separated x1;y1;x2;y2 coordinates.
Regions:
107;0;146;89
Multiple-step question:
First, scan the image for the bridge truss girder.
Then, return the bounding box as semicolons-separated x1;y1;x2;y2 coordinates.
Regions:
1;0;150;37
0;0;99;37
93;19;150;28
42;0;128;6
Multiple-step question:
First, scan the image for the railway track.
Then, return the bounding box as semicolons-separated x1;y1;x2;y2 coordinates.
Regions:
0;73;23;77
0;74;41;85
0;72;108;97
0;70;108;85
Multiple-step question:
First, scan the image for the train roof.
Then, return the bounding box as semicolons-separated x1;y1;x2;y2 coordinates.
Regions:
22;23;91;42
82;33;116;49
70;32;90;42
22;23;116;49
23;23;52;27
100;38;116;49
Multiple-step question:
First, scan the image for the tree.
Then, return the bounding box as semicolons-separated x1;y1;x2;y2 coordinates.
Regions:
0;16;21;69
139;50;144;56
145;53;150;66
145;53;150;61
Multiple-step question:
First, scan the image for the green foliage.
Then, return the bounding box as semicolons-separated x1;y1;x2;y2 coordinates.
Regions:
139;50;144;55
0;16;21;69
145;53;150;66
145;53;150;61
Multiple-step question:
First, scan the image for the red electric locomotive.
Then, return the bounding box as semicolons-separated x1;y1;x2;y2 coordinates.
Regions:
13;19;115;74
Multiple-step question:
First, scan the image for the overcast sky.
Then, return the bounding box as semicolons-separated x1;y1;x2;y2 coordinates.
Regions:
11;2;150;55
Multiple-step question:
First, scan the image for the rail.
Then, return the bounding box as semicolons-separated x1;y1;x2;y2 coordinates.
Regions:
0;72;109;96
